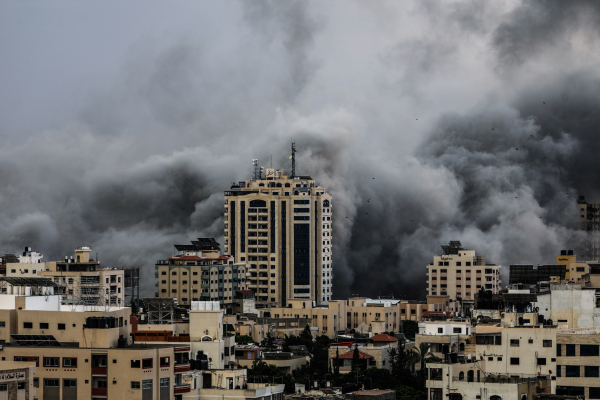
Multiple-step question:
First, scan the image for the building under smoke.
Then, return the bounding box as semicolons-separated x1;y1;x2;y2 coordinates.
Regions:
224;145;333;307
577;196;600;260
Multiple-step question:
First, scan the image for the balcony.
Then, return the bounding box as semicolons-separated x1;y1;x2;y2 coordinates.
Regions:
174;384;191;394
92;388;107;396
92;367;107;375
174;363;191;373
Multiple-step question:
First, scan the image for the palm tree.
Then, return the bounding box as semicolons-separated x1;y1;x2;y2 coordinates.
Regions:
408;343;441;387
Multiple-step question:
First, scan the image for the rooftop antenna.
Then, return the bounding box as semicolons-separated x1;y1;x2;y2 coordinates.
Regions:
290;142;297;178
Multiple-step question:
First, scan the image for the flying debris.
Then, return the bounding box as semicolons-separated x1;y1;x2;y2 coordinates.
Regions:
543;102;546;104
492;128;495;130
516;148;519;150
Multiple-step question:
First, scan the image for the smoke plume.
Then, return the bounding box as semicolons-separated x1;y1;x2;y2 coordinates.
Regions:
1;1;599;300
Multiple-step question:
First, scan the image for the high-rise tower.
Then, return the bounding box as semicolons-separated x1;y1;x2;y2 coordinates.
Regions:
224;149;332;307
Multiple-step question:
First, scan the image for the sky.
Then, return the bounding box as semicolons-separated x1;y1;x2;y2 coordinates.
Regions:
1;0;600;300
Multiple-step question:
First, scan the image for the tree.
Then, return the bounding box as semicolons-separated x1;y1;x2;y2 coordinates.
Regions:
334;347;340;376
300;324;313;341
235;335;256;345
261;332;275;351
351;344;361;373
409;343;441;388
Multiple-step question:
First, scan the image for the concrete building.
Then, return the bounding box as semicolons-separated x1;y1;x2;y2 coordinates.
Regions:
426;241;501;311
556;249;597;282
0;361;36;400
37;246;125;307
224;157;333;307
266;299;347;339
556;327;600;398
426;360;550;400
0;279;191;399
346;297;428;333
182;368;285;400
577;196;600;260
155;238;249;308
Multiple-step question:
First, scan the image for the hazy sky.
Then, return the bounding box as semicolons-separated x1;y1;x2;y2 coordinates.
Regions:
1;0;600;299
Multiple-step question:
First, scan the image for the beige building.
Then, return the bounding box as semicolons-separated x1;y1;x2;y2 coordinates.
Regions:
37;247;125;307
266;299;346;338
426;241;501;311
182;368;285;400
556;327;600;398
156;238;248;308
0;361;36;400
224;163;333;307
0;282;191;399
346;298;429;333
556;249;597;282
426;361;550;400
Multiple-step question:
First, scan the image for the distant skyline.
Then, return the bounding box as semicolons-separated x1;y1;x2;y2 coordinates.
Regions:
1;1;599;299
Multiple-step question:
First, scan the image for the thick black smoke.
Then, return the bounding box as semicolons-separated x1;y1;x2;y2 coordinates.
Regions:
0;1;599;301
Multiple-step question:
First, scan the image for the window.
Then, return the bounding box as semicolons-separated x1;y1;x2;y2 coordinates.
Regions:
580;344;599;356
63;358;77;367
585;366;600;378
23;322;32;329
557;365;561;377
63;379;76;387
438;328;443;333
142;358;153;369
566;344;576;356
537;358;546;365
510;339;519;347
543;340;552;347
142;380;153;390
0;385;5;391
161;271;166;275
557;344;561;356
510;358;519;365
566;365;580;377
131;381;141;389
0;321;4;327
58;323;65;330
17;382;25;389
160;357;170;367
160;378;170;388
131;360;140;368
34;378;39;388
40;323;49;329
44;379;59;387
590;387;600;399
453;327;462;334
44;357;59;367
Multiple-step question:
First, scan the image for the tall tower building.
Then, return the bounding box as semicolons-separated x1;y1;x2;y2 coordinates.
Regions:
224;149;332;307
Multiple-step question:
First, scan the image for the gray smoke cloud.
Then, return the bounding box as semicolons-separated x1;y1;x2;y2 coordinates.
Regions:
0;1;599;300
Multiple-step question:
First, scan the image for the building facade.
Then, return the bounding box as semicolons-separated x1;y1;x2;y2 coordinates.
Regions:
578;196;600;260
426;241;501;311
224;167;332;307
156;239;248;308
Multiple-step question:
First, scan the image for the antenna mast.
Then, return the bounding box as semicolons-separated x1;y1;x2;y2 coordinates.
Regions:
290;142;297;178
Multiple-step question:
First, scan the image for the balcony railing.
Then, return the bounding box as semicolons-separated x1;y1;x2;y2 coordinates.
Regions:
92;367;107;375
174;384;191;394
92;387;107;396
174;363;191;373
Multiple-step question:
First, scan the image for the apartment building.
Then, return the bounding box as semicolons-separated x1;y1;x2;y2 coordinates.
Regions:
0;279;191;399
555;249;597;282
556;328;600;398
346;297;429;333
578;196;600;260
426;360;550;400
426;241;501;311
266;299;346;338
155;238;249;308
224;161;333;307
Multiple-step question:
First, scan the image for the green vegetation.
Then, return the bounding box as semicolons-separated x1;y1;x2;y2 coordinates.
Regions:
235;334;256;344
246;325;432;400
